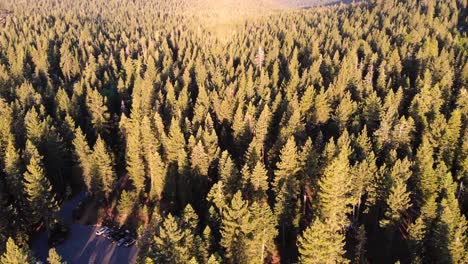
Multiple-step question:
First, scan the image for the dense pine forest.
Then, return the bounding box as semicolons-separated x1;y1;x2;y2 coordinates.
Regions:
0;0;467;263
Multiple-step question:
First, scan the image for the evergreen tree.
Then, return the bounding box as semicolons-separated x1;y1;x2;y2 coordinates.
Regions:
333;92;356;131
0;238;34;264
3;137;23;199
72;127;93;192
59;43;79;82
247;161;269;201
414;137;437;204
273;136;301;236
86;87;110;135
408;194;437;263
433;172;468;263
153;214;191;263
0;0;466;262
24;107;45;145
354;225;367;264
140;116;160;160
92;136;115;199
317;133;353;231
126;119;146;194
299;138;319;184
297;218;348;264
0;100;12;156
23;142;59;228
117;190;136;224
48;248;66;264
220;191;253;263
207;254;222;264
181;204;199;233
248;202;277;263
55;88;71;118
253;104;271;157
218;151;240;196
380;158;412;254
148;150;166;202
165;118;186;170
191;140;210;176
314;89;331;124
440;109;461;168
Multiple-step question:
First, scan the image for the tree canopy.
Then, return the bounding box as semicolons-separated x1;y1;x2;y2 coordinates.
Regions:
0;0;467;263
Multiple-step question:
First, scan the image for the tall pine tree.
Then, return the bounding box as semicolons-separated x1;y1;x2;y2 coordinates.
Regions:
23;141;59;229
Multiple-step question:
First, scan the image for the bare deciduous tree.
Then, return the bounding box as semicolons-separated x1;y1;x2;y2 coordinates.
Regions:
255;46;265;69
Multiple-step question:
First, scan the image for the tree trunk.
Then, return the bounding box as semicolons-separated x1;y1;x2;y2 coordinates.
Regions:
261;229;265;263
281;222;285;247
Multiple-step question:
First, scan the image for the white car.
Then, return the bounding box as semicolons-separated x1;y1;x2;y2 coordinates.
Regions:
95;226;108;236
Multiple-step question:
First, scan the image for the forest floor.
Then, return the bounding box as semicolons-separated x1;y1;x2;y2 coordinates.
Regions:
31;192;138;264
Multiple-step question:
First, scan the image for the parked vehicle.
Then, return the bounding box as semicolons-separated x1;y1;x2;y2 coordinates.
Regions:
111;231;126;242
103;228;114;239
124;238;136;247
95;226;108;236
117;237;127;246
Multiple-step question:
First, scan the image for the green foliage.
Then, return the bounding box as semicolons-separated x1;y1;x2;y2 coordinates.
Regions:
218;151;240;196
0;238;34;264
91;136;116;198
297;218;348;264
248;202;278;263
220;191;254;263
48;248;66;264
414;138;437;203
317;132;353;231
73;127;93;192
3;137;23;199
153;214;192;263
86;88;110;135
0;0;466;262
148;150;166;202
380;158;412;231
246;161;269;201
273;137;301;229
432;172;468;263
126;119;146;193
23;142;59;229
117;190;136;219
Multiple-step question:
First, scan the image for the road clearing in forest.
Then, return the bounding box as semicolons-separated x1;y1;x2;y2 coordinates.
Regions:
32;193;138;264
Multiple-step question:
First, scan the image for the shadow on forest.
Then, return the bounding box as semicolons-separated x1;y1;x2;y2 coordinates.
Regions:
300;0;363;9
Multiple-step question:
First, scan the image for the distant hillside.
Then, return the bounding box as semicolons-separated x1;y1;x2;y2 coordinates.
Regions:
188;0;359;11
170;0;359;14
183;0;280;15
275;0;358;8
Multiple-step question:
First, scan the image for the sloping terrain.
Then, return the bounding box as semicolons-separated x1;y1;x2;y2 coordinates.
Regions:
0;0;466;263
275;0;357;8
